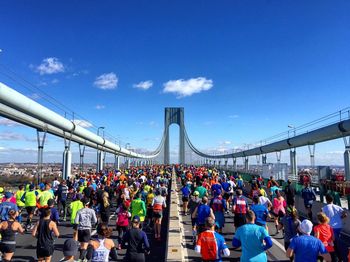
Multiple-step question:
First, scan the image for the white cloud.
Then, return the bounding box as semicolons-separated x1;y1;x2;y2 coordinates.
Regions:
35;57;65;75
133;80;153;90
0;118;23;127
94;73;118;90
95;105;105;110
29;93;41;100
163;77;213;98
72;119;93;128
229;115;239;119
51;78;59;84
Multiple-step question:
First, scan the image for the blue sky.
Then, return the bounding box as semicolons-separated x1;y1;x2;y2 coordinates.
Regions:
0;0;349;164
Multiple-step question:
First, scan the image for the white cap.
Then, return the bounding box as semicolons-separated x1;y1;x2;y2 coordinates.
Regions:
299;219;313;235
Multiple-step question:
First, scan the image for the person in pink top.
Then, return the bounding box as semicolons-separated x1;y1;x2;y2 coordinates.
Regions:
314;212;336;261
271;189;286;234
2;194;16;204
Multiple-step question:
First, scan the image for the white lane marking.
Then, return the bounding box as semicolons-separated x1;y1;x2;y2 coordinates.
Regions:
271;237;286;252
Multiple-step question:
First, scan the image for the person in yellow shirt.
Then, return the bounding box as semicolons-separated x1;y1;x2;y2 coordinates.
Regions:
15;185;25;223
145;188;155;229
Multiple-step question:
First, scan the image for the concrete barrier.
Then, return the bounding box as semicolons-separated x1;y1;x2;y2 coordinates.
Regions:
166;173;184;261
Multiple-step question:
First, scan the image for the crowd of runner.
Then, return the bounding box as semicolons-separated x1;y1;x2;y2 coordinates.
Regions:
0;165;171;262
176;165;349;262
0;164;349;262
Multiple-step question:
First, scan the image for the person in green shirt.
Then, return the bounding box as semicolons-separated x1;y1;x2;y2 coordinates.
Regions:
131;193;146;224
195;182;208;199
70;194;83;241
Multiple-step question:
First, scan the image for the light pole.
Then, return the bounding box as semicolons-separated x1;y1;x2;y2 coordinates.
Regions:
97;127;105;172
288;125;297;180
125;143;130;168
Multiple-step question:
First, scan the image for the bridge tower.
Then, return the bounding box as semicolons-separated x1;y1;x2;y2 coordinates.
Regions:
164;107;185;164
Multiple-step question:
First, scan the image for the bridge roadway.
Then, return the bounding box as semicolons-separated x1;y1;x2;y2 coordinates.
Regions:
11;205;168;262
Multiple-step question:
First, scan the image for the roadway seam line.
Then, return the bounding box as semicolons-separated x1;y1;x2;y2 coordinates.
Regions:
271;237;286;252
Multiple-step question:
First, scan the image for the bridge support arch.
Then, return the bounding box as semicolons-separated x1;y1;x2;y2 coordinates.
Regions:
164;108;185;164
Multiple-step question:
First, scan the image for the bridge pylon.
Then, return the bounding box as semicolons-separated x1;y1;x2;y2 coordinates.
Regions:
164;107;185;164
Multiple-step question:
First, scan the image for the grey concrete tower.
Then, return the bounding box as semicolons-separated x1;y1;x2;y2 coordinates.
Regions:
164;107;185;164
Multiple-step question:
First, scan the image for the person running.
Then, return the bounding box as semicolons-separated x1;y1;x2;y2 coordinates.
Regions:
314;212;336;262
56;180;69;221
284;179;295;206
195;217;230;262
180;182;191;215
287;219;331;262
194;182;208;199
232;210;273;262
0;192;18;222
301;183;316;220
232;189;249;229
192;196;215;237
188;191;201;244
322;193;348;261
0;209;24;262
209;189;226;233
41;199;60;225
278;206;300;258
100;192;111;224
123;215;150;262
21;184;39;230
250;195;269;230
75;197;98;261
86;223;118;262
70;193;84;241
15;185;25;223
32;208;60;262
116;201;131;249
131;192;147;227
269;181;280;200
271;189;286;234
152;189;167;240
38;183;54;211
145;188;155;230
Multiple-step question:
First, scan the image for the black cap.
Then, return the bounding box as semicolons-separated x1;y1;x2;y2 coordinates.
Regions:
82;197;90;206
132;215;140;223
63;239;79;256
47;199;55;206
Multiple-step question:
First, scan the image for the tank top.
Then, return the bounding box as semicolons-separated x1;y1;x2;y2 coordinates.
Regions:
37;219;54;249
91;239;110;262
0;220;16;244
234;196;247;214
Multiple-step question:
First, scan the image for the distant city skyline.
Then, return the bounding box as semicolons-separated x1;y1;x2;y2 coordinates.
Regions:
0;1;349;165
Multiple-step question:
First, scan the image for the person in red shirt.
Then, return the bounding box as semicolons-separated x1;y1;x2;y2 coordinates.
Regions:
314;212;336;261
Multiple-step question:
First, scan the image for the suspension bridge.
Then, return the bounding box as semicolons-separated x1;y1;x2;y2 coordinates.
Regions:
1;81;350;261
